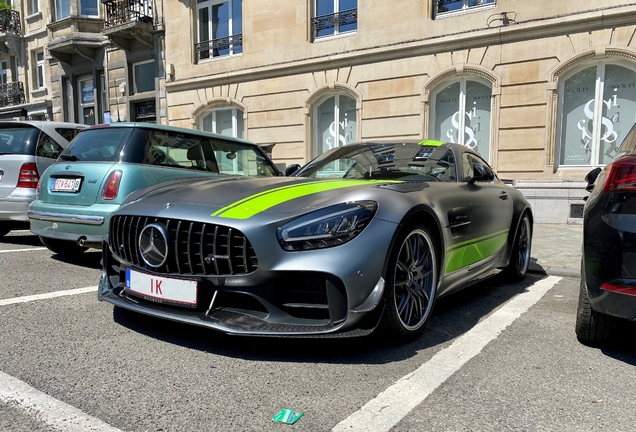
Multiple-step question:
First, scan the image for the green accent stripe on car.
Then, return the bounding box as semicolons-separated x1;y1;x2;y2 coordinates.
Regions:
418;140;445;147
212;179;401;220
444;229;509;274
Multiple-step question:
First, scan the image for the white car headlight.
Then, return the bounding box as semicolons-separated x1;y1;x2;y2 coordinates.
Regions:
277;201;377;251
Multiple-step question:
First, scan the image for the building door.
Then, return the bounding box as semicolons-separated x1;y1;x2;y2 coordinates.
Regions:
78;75;95;125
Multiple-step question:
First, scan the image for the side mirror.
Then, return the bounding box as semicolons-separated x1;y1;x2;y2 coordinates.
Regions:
469;164;494;183
585;167;602;192
285;164;301;176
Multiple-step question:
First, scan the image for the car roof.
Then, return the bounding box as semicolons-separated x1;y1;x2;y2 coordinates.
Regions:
88;122;259;147
0;120;86;129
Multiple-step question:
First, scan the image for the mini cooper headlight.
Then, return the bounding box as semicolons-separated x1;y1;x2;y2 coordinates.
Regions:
277;201;377;251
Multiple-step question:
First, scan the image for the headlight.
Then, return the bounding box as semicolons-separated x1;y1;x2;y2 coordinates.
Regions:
277;201;377;251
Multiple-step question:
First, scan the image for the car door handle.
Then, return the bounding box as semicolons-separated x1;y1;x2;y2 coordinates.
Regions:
499;191;508;200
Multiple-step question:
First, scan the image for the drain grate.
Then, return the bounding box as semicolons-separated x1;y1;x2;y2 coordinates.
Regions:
570;204;584;218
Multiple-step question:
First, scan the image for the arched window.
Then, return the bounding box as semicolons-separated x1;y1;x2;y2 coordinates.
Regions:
430;77;493;162
200;106;244;139
557;61;636;167
313;93;356;157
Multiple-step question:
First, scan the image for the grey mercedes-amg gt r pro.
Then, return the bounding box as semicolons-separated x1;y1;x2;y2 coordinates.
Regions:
99;141;533;342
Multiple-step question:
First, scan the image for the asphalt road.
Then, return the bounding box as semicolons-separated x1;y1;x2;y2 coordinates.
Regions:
1;230;635;431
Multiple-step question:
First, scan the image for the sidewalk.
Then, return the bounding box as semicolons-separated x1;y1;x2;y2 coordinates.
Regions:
529;223;583;278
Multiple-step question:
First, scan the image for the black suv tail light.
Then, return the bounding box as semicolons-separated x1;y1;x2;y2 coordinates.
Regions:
603;156;636;193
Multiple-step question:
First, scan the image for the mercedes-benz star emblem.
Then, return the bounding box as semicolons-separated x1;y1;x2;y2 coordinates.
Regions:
138;223;169;268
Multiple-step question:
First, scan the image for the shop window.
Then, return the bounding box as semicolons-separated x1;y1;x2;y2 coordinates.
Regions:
200;107;244;139
313;94;356;157
558;62;636;167
434;0;495;18
312;0;357;40
195;0;242;62
430;77;492;162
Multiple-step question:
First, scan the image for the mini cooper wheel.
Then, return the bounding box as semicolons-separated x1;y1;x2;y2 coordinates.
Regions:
39;236;88;257
504;214;532;281
380;224;438;342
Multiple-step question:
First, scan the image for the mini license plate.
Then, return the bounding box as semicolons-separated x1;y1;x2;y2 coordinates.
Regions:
125;268;198;307
51;177;81;192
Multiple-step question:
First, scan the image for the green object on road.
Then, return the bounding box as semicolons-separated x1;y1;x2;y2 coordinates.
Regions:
272;408;303;424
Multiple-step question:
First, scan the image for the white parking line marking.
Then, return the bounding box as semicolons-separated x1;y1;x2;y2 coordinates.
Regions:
0;371;123;432
0;247;47;253
0;286;98;307
333;276;562;432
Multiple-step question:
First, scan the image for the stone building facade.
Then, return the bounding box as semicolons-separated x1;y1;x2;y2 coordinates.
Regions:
2;0;636;223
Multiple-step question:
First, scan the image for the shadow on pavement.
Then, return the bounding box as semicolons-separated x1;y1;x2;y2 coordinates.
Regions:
598;320;636;365
112;273;541;365
50;250;102;269
0;232;43;247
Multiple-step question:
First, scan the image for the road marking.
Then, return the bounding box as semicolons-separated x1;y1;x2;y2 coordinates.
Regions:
333;276;562;432
0;286;97;307
0;247;47;253
0;370;123;432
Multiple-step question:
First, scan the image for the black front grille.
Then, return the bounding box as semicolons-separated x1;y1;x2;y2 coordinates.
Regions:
110;215;258;276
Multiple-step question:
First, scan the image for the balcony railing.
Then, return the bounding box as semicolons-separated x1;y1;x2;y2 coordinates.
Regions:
102;0;153;28
195;34;243;62
0;10;21;36
0;82;25;107
311;8;357;39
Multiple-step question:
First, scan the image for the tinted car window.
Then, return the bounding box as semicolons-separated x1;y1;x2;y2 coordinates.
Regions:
0;126;40;155
123;128;278;176
462;152;496;183
55;127;80;142
35;133;64;159
297;144;454;181
61;128;132;162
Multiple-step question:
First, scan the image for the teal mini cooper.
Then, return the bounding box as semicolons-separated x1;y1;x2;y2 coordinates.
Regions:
28;123;280;257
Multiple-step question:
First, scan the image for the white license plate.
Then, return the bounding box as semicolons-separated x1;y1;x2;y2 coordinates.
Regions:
52;177;81;192
125;268;197;306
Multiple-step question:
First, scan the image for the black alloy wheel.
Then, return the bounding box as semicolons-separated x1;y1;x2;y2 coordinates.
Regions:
575;274;614;345
505;214;532;281
380;223;438;342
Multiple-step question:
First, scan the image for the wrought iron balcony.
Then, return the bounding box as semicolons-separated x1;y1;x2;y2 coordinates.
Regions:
0;82;25;107
102;0;153;28
195;34;243;62
0;10;21;36
311;8;357;39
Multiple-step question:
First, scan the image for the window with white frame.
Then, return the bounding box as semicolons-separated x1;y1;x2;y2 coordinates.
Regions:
430;77;493;162
312;0;357;40
201;107;244;139
80;0;98;16
0;61;8;85
28;0;39;15
54;0;70;20
35;51;45;90
558;61;636;167
313;94;356;157
132;60;155;93
434;0;495;17
195;0;242;63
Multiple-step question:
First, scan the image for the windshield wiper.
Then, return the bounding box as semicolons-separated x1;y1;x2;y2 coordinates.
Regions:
59;154;79;161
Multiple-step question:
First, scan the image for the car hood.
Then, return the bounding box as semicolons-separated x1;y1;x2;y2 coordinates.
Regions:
117;175;410;223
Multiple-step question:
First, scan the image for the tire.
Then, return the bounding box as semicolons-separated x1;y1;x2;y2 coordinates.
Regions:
504;214;532;281
379;223;438;343
39;236;88;256
575;276;614;345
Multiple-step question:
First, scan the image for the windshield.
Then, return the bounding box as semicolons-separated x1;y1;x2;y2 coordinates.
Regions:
0;126;40;156
295;143;456;182
60;127;131;162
